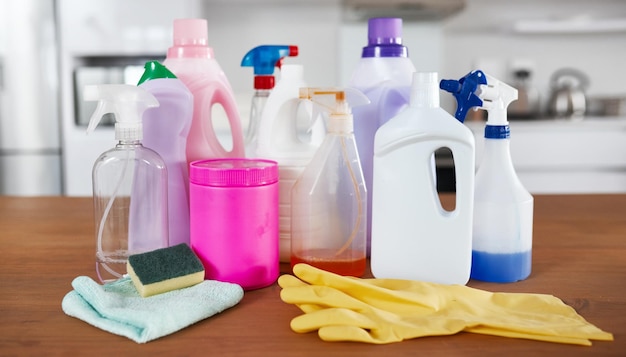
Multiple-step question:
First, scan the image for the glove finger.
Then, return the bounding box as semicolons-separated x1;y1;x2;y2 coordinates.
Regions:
280;285;372;311
475;292;613;342
465;326;594;346
277;274;308;289
289;307;378;333
297;303;326;314
292;264;437;312
318;325;391;344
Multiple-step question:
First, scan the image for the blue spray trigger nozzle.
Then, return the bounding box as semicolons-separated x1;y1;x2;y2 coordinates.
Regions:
241;45;298;89
440;70;487;122
241;45;298;75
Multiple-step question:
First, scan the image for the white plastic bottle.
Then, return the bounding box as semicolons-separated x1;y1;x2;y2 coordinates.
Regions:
255;64;324;262
371;72;475;285
348;17;416;255
85;84;168;283
241;45;298;157
163;18;245;163
291;87;369;277
470;73;534;283
138;61;193;247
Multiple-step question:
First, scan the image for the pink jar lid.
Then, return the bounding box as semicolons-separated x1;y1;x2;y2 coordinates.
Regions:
190;159;278;187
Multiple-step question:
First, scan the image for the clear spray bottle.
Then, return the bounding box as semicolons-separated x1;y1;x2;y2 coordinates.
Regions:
85;84;169;283
291;88;369;277
442;71;534;283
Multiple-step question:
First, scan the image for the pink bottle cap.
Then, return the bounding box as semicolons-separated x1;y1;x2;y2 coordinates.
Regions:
173;18;208;46
190;159;278;187
168;19;214;58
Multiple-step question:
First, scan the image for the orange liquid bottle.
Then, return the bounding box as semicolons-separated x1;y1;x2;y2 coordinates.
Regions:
291;249;367;277
290;88;368;277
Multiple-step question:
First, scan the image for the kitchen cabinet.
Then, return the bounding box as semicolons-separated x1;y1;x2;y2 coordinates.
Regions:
467;117;626;194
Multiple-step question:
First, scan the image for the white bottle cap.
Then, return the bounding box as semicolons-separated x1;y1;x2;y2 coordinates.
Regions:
410;72;440;108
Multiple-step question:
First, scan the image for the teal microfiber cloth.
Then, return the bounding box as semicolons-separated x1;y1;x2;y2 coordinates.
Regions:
62;275;244;343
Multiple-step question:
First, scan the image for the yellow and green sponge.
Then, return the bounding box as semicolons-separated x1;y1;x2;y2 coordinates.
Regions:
127;243;205;297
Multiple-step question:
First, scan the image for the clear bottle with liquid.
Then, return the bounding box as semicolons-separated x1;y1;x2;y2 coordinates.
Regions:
441;70;533;283
470;73;534;283
291;88;369;277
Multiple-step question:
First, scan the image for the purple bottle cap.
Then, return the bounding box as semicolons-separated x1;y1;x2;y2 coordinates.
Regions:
362;17;408;58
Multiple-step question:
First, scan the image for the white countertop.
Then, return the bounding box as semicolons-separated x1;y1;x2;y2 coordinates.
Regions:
466;116;626;194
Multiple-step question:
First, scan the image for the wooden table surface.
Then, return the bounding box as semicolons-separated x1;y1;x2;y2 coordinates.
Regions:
0;195;624;356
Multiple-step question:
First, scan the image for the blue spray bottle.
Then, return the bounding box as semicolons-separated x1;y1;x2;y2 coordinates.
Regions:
241;45;298;157
442;70;534;283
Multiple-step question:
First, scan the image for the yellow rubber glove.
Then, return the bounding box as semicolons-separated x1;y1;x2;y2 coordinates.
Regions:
279;264;613;345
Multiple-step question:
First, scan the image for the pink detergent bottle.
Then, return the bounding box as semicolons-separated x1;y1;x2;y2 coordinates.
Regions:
164;18;245;163
138;61;193;247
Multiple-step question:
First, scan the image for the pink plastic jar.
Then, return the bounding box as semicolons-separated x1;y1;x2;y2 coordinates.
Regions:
189;158;279;290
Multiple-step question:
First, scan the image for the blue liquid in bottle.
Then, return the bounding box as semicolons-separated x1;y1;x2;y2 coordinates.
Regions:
470;250;531;283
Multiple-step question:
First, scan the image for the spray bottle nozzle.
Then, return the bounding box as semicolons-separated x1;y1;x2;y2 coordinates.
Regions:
476;73;518;125
241;45;299;90
299;87;369;116
440;70;488;122
299;87;369;133
84;84;159;141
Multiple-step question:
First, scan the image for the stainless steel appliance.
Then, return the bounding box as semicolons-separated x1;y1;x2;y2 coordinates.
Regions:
547;67;589;119
0;0;61;195
57;0;200;196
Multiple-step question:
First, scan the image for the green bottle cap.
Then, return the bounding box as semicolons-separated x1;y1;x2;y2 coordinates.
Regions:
137;61;177;85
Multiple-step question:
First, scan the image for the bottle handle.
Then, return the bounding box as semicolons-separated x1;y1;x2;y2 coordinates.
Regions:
448;146;475;214
264;97;309;155
188;80;245;160
198;80;245;158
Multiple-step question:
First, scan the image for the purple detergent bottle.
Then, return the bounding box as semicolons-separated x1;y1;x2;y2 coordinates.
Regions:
138;61;193;247
348;17;416;255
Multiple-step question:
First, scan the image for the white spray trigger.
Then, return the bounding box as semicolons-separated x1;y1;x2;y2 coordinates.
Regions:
84;84;159;141
476;73;518;126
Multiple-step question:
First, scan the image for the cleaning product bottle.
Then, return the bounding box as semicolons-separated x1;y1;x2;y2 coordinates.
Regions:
370;72;475;285
348;17;416;256
163;18;244;163
138;61;193;247
189;158;279;290
85;84;168;283
444;71;534;283
255;64;324;263
241;45;298;157
291;87;369;277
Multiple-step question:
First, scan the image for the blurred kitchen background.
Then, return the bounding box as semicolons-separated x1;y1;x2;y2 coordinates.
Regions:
1;0;625;196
